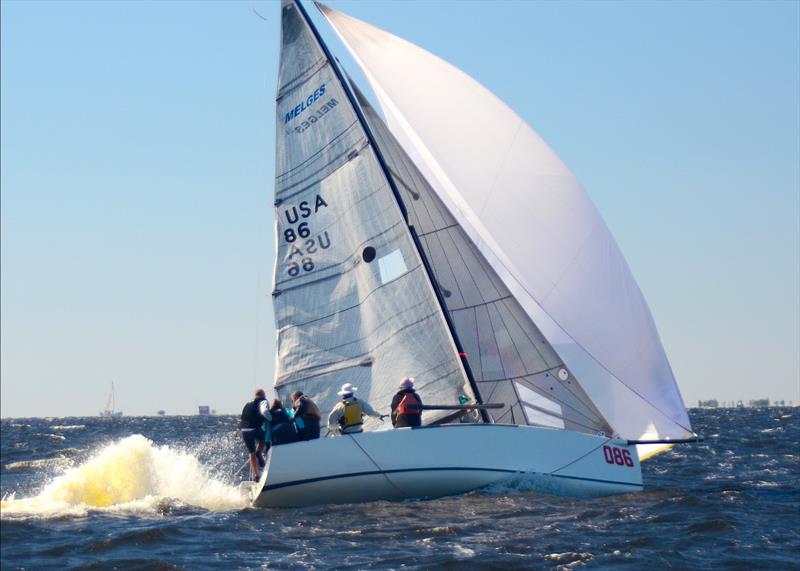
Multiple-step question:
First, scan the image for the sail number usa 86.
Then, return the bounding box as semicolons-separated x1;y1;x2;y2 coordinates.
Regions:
282;194;331;277
603;445;634;467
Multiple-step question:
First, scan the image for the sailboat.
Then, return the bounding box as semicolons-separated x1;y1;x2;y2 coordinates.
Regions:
99;381;123;418
251;0;695;508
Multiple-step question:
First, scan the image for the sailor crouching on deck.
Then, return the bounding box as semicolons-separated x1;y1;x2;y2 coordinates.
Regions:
328;383;386;435
240;389;271;481
291;390;322;440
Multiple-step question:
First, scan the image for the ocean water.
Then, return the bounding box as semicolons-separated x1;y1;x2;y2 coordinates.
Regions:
1;409;798;570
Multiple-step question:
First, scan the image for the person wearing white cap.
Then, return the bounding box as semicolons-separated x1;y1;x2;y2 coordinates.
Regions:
327;383;386;435
390;377;423;428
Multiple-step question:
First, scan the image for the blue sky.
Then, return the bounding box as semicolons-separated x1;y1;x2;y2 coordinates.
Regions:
1;0;798;417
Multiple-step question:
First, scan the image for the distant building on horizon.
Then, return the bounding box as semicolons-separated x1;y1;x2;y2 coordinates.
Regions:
698;399;719;408
198;405;211;415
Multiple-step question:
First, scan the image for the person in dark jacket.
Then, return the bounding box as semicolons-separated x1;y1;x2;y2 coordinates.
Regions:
291;390;322;440
390;377;423;428
269;399;299;446
240;389;271;480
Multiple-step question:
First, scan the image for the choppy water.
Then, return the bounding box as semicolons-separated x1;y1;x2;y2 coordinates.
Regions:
1;409;798;569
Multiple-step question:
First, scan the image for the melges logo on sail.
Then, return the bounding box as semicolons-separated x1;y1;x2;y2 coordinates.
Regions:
284;84;326;124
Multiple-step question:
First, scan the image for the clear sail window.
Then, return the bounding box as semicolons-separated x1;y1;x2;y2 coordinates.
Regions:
377;249;407;284
515;382;565;429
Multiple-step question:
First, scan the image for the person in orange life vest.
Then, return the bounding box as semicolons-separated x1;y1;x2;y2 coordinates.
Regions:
327;383;386;435
390;377;423;428
291;390;322;440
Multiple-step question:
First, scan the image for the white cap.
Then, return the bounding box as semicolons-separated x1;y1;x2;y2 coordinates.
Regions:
338;383;357;396
399;377;415;390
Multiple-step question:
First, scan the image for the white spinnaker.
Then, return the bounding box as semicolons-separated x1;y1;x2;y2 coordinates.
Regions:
319;4;692;441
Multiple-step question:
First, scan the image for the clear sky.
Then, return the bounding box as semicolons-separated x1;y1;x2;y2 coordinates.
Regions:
1;0;798;418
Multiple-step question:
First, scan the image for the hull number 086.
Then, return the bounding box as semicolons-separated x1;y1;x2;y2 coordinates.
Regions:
603;445;634;467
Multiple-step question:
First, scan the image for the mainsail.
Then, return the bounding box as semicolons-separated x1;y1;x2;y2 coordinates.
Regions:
272;0;477;427
318;3;693;441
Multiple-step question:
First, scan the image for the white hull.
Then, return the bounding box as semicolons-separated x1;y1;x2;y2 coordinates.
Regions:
252;424;643;508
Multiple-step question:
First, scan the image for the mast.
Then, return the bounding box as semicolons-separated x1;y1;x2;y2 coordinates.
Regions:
292;0;488;421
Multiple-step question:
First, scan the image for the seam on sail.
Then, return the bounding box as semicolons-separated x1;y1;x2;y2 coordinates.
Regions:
277;56;327;99
278;300;445;383
280;268;428;330
499;297;560;370
276;357;374;386
282;294;431;358
435;226;491;320
415;223;460;238
291;303;440;366
495;298;553;370
476;118;524;216
447;296;514;313
276;122;361;180
276;138;369;200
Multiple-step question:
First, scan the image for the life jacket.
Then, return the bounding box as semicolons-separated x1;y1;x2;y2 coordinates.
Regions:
397;391;421;416
339;399;363;429
240;397;265;429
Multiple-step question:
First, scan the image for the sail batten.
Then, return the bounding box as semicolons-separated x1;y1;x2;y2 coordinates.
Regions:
319;3;692;440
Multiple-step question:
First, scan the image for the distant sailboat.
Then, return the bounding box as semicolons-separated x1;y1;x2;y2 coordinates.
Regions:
99;382;123;418
248;0;696;508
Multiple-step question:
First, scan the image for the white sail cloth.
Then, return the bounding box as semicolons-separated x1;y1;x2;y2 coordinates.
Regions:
319;4;692;441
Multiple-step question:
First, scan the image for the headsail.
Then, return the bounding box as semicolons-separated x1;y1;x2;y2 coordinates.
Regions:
353;83;612;437
318;3;692;441
272;0;476;428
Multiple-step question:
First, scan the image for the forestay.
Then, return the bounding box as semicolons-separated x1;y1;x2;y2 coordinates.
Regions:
319;3;692;441
272;0;476;428
354;84;612;437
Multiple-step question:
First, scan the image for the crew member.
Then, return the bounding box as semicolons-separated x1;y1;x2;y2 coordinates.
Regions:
291;390;322;440
327;383;385;435
270;399;299;445
390;377;423;428
240;389;271;481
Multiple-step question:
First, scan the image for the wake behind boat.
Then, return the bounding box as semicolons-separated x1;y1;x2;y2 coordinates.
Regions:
246;0;696;508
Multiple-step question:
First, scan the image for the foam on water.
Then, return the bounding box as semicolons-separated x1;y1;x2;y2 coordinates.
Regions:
0;435;248;517
4;458;72;472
